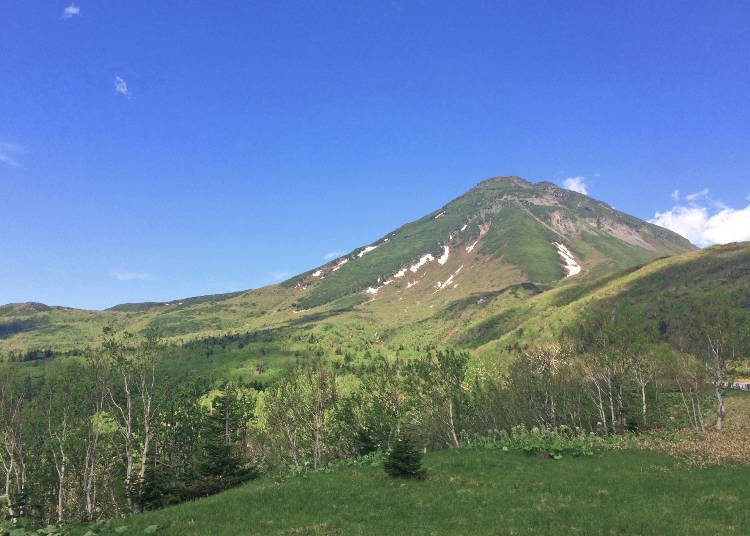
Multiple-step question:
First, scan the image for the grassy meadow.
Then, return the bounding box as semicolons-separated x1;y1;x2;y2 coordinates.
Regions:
70;448;750;536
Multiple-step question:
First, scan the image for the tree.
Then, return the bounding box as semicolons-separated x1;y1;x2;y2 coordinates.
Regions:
44;378;74;523
682;291;749;430
264;361;337;468
384;433;426;480
662;345;706;431
569;307;632;433
517;342;572;428
197;383;241;480
304;363;336;469
355;355;407;451
135;329;161;486
100;327;137;511
100;327;163;511
0;373;28;519
83;350;107;519
408;348;468;448
609;305;657;425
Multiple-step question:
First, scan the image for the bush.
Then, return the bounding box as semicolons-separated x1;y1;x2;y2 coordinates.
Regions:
175;465;258;501
463;425;604;458
384;434;426;479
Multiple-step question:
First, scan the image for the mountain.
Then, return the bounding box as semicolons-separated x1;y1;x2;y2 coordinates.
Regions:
284;176;692;309
0;176;695;358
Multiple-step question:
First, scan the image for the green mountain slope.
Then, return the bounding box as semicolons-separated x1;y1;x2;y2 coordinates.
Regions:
471;241;750;360
286;176;692;308
0;175;694;359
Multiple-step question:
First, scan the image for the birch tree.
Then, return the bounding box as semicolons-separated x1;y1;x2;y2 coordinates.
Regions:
45;379;74;523
408;348;468;448
0;374;28;518
684;291;748;430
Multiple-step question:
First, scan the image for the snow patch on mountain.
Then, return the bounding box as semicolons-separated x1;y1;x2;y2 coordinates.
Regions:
410;253;435;273
553;242;581;277
332;258;348;272
435;265;463;292
466;222;491;253
438;245;450;265
357;245;378;258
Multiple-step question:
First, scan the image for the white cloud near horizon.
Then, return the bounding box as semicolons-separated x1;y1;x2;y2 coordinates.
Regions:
62;4;80;19
323;251;345;260
114;76;129;97
650;188;750;247
111;270;156;282
562;176;588;195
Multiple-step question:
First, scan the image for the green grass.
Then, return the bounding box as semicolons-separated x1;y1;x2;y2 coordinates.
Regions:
72;449;750;535
480;205;563;284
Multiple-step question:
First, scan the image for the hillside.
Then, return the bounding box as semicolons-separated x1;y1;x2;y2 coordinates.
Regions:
69;447;750;536
3;179;750;534
0;176;693;358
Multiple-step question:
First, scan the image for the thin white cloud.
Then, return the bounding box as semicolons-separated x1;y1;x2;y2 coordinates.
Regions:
323;251;345;260
562;176;588;195
111;270;156;281
0;154;20;167
114;75;129;97
271;271;291;282
650;189;750;247
671;189;680;201
684;188;709;202
0;142;23;167
62;4;80;18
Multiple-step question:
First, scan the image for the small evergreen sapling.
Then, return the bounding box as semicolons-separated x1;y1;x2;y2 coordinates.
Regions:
384;434;426;480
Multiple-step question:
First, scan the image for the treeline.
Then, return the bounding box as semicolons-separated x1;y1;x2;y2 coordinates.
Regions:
1;291;748;527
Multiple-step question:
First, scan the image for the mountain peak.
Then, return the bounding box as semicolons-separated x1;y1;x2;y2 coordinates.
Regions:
286;175;694;309
475;175;532;188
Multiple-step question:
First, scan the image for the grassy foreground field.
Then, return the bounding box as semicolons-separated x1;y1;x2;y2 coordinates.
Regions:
73;448;750;535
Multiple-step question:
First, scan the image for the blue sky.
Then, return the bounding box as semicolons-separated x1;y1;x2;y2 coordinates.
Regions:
1;1;749;310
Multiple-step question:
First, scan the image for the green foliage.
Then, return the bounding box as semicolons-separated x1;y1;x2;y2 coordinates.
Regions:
408;348;469;447
383;434;426;480
182;383;258;500
196;384;240;479
0;520;68;535
464;425;605;458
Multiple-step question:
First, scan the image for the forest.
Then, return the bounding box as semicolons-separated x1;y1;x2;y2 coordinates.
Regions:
1;288;748;529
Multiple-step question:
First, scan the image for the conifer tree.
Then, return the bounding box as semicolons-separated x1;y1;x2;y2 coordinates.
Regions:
384;433;426;480
197;383;240;480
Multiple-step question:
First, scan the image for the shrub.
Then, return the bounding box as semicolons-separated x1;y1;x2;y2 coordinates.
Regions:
384;434;426;479
463;425;605;458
